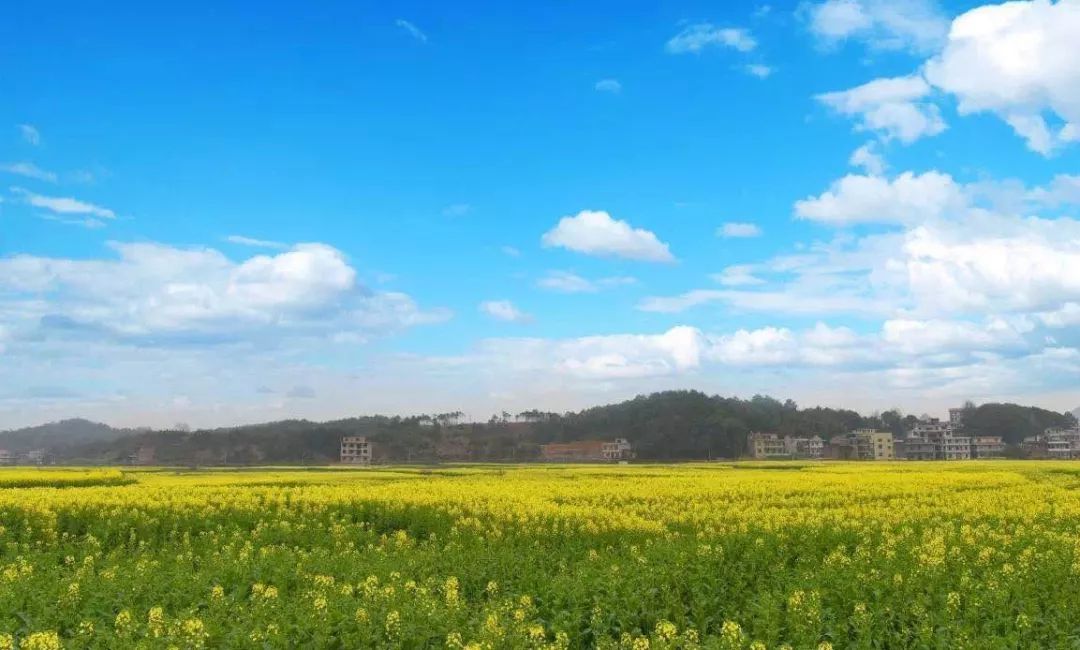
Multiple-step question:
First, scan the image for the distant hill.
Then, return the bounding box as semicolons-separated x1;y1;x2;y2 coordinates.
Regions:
6;392;1078;464
0;418;131;453
960;403;1077;445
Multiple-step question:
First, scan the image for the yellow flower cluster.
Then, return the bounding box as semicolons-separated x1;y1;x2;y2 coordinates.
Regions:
0;461;1077;647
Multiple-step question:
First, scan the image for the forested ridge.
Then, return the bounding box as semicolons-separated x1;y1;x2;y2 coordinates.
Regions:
2;391;1076;464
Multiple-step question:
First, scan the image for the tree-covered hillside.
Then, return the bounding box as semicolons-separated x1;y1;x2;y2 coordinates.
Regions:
3;391;1076;464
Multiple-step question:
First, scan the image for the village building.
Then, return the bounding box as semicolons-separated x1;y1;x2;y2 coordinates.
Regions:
1026;427;1080;459
601;438;634;461
971;435;1006;459
541;439;633;462
903;413;1005;460
905;417;971;460
826;430;894;460
340;436;372;465
747;432;788;459
747;432;824;460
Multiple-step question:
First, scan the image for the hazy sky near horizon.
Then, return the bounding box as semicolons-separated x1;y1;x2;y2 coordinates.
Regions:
3;0;1080;428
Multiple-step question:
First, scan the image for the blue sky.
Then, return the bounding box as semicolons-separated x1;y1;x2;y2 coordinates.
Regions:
3;0;1080;428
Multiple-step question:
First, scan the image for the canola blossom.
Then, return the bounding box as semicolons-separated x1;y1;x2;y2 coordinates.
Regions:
1;462;1079;647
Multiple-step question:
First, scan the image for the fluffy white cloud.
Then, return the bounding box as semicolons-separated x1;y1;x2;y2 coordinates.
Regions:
595;79;622;93
881;318;1027;355
717;221;763;238
554;327;705;379
818;75;946;143
479;300;532;323
923;0;1080;155
541;210;675;262
0;242;447;344
709;327;797;365
536;270;636;293
902;218;1080;315
1028;174;1080;207
794;171;966;225
849;142;886;175
666;24;756;54
10;186;115;219
2;162;57;183
805;0;948;54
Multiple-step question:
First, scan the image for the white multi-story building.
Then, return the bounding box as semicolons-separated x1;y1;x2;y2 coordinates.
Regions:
783;435;824;459
906;417;970;460
905;415;1005;460
748;432;827;460
340;436;372;464
1038;427;1080;459
601;438;634;461
748;432;788;459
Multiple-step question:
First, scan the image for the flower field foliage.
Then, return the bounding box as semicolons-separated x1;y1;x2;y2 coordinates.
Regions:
0;469;131;489
1;463;1080;648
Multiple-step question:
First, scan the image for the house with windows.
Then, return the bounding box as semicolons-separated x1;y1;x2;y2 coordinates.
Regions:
340;436;372;465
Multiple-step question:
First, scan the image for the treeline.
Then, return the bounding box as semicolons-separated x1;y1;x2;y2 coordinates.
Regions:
3;391;1077;464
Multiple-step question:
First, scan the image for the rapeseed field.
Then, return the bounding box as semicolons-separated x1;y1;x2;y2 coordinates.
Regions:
1;462;1078;648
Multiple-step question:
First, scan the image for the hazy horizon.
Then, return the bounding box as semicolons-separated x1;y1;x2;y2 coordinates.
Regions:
4;0;1079;430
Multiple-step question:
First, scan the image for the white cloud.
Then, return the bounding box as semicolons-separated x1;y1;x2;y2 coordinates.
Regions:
805;0;948;54
712;265;765;287
666;24;757;54
541;209;675;262
881;317;1027;355
554;326;706;379
902;218;1080;315
500;245;522;257
744;64;774;79
537;270;636;293
923;0;1080;155
717;221;763;238
709;327;797;365
538;271;595;293
0;242;448;344
849;142;886;175
595;79;622;93
10;186;116;219
479;300;532;324
637;287;887;316
818;75;946;143
225;235;287;249
794;170;966;225
38;214;107;229
803;322;859;348
2;162;57;183
395;19;427;42
17;124;40;146
1038;302;1080;328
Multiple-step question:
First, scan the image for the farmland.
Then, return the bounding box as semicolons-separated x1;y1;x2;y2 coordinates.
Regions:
1;463;1080;648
